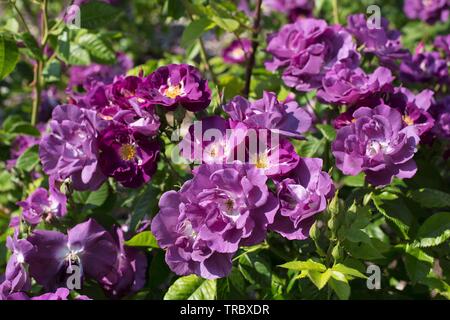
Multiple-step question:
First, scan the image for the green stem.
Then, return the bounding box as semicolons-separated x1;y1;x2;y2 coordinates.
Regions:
10;1;32;35
332;0;340;25
31;0;49;126
243;0;263;98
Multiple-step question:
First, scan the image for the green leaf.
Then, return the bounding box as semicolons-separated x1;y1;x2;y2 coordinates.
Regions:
181;18;215;49
407;188;450;208
413;212;450;248
296;137;325;158
209;3;240;32
308;269;331;290
20;32;43;61
341;173;365;187
0;171;14;192
329;277;350;300
7;122;41;136
16;145;39;172
316;124;336;141
79;1;122;29
85;183;109;206
164;275;216;300
43;60;62;83
0;32;19;80
77;33;115;64
125;231;159;248
402;245;433;282
279;259;327;272
372;194;413;239
332;264;367;279
238;252;271;288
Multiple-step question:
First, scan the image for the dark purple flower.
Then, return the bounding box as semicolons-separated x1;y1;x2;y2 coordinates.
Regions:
317;64;394;105
5;234;34;292
430;96;450;139
7;287;91;300
223;91;312;139
400;49;449;84
265;0;315;21
403;0;449;24
222;39;252;64
151;163;279;279
108;75;148;109
435;34;450;57
39;104;107;191
100;227;147;298
347;14;410;69
98;123;160;188
140;64;211;112
27;219;118;290
332;104;420;186
266;18;359;91
269;158;334;240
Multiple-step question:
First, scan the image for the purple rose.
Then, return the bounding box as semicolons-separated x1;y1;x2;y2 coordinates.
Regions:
17;186;67;225
385;88;435;137
332;104;420;186
435;34;450;57
151;163;279;279
140;64;211;112
100;227;147;298
430;96;450;139
222;39;252;64
27;219;118;290
317;64;394;105
7;287;91;300
39;104;107;191
4;233;35;293
223;92;312;139
400;49;449;84
347;14;410;69
265;0;315;21
98;123;160;188
269;158;334;240
266;18;359;91
403;0;449;24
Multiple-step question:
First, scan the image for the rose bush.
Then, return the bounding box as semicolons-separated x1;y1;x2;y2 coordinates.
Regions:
0;0;449;301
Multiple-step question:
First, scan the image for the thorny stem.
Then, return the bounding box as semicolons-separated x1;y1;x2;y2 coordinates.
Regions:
243;0;263;98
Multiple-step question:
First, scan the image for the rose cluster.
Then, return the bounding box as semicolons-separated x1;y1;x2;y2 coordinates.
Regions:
152;91;335;279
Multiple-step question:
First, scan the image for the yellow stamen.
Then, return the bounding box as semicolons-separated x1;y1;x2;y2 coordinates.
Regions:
120;144;137;161
255;153;269;169
403;115;414;126
164;85;182;99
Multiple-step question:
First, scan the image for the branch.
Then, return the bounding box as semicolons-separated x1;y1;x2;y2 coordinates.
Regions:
243;0;263;98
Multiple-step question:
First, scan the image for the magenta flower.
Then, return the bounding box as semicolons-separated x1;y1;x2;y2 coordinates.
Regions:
223;92;312;139
151;163;279;279
39;104;107;190
222;39;252;64
269;158;334;240
403;0;449;24
26;219;118;290
266;18;359;91
332;104;420;186
98;123;160;188
317;64;394;105
140;64;211;112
